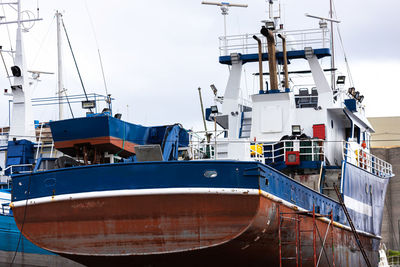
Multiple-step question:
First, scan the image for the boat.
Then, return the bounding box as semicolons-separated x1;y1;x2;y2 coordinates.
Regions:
10;1;394;266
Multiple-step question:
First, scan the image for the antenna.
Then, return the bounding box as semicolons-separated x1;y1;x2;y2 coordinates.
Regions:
265;0;281;29
305;13;340;23
305;7;340;91
202;1;248;55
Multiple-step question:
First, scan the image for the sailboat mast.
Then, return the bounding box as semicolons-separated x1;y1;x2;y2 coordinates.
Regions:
56;11;64;120
330;0;335;90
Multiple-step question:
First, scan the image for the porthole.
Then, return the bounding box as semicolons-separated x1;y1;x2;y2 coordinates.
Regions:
204;170;218;178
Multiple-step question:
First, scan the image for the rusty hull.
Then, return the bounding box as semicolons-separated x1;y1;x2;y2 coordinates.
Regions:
13;193;378;266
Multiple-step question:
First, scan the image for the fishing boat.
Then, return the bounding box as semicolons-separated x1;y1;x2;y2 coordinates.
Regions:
10;1;393;266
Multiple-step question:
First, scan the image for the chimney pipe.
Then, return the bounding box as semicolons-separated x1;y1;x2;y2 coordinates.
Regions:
260;26;278;91
252;35;264;93
278;33;289;90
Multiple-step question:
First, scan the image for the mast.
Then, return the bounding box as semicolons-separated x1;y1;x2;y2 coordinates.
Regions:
0;0;42;141
330;0;335;90
9;0;34;141
56;11;64;120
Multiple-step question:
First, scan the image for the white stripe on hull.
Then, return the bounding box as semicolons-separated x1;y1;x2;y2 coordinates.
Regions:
11;187;259;207
344;195;372;217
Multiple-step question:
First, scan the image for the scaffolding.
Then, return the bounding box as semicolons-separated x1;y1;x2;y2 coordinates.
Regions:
278;205;335;267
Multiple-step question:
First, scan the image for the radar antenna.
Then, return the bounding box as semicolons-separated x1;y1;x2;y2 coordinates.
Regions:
305;5;341;91
202;1;248;55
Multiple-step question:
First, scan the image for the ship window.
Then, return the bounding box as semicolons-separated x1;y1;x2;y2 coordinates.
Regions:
204;170;218;178
354;126;361;143
331;120;334;129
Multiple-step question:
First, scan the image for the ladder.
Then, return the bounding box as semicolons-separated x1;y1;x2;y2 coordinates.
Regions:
239;111;252;138
333;184;371;267
278;205;335;267
278;205;300;266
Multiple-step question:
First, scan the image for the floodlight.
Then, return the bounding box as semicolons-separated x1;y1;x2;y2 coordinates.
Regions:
82;100;96;109
319;20;328;29
348;87;355;96
336;76;346;85
292;125;301;135
11;66;21;77
263;20;275;30
210;105;219;114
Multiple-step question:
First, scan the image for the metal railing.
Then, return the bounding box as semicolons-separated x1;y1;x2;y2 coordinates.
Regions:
257;139;325;163
0;127;9;136
343;142;393;178
388;256;400;267
2;164;33;176
219;28;330;56
189;130;227;160
35;122;56;160
189;132;325;163
35;122;45;160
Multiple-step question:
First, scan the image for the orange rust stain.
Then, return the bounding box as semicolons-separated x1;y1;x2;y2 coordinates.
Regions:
54;136;137;153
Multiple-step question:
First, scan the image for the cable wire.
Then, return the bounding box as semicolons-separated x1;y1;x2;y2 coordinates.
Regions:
1;0;14;64
10;173;31;266
84;0;109;98
0;49;12;87
32;14;55;66
332;1;354;87
61;18;90;108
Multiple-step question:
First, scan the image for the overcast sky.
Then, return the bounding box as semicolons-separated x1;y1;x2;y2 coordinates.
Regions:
0;0;399;130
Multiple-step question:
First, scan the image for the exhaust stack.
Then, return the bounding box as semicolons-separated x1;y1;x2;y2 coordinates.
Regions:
278;33;289;90
252;35;265;93
260;26;278;91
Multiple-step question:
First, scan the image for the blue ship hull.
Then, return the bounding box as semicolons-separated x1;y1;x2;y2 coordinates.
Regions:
10;160;386;266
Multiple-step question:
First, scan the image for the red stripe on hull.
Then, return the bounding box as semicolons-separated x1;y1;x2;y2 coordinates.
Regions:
13;193;378;266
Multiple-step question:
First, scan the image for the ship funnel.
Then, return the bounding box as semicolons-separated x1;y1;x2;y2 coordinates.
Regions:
277;33;289;90
252;35;265;93
260;26;278;91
